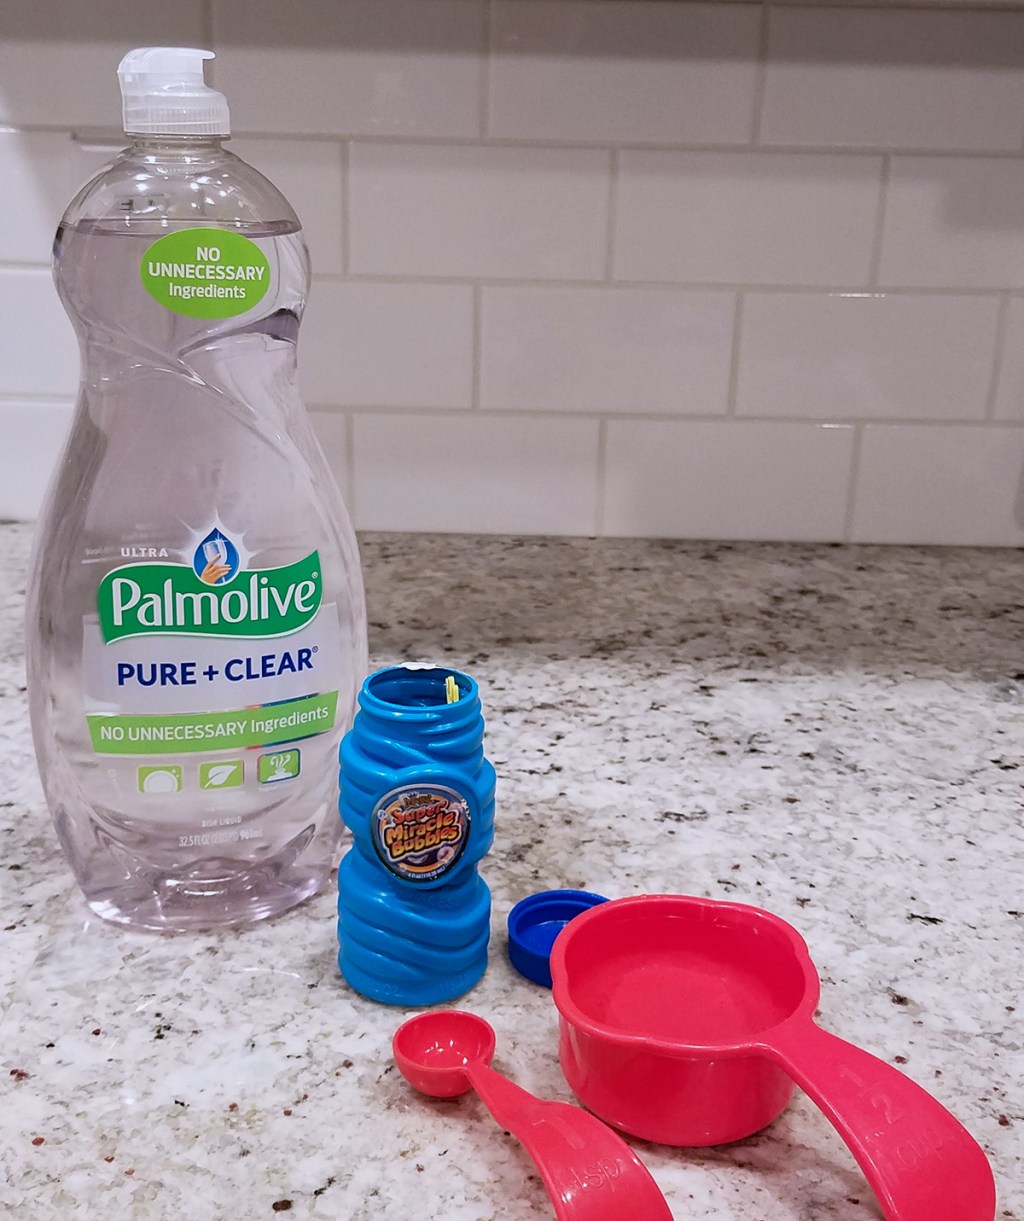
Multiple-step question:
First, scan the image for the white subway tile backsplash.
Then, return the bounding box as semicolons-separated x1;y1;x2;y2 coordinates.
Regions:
302;281;473;408
213;0;483;138
0;135;127;265
852;424;1024;545
0;133;77;266
0;1;204;128
0;4;1020;547
993;299;1024;423
737;292;1000;421
480;286;734;414
614;151;883;286
0;400;73;521
879;158;1024;290
229;139;344;275
762;9;1024;153
603;419;855;541
353;413;599;533
489;1;760;146
0;271;78;397
69;140;127;194
349;143;610;280
308;410;352;506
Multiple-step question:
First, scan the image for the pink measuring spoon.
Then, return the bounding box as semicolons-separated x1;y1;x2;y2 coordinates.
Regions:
393;1009;674;1221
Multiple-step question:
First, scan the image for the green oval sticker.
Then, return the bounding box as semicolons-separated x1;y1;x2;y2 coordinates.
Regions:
141;228;271;319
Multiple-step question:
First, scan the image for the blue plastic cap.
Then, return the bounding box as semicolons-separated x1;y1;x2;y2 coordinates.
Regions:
507;889;609;988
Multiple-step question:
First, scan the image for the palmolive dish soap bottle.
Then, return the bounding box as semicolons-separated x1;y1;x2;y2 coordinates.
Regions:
25;48;367;931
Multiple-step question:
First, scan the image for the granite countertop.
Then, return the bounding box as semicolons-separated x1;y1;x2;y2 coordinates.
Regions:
1;522;1021;1220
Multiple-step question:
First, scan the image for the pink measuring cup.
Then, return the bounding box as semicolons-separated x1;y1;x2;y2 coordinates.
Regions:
550;894;996;1221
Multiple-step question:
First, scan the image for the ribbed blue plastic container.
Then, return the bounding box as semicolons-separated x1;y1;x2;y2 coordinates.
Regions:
337;665;495;1005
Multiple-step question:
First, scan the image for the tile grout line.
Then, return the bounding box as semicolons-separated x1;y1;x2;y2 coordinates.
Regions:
340;141;351;276
307;272;1023;298
983;292;1011;421
604;149;619;282
306;271;1024;296
750;0;771;147
297;403;1024;429
772;0;1024;12
480;0;493;141
0;394;76;405
725;293;746;418
5;254;1017;299
345;411;358;524
594;418;608;538
20;122;1024;160
471;284;483;410
867;154;892;288
842;423;865;543
201;0;216;53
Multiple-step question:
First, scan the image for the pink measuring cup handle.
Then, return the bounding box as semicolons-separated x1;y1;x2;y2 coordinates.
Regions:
765;1020;996;1221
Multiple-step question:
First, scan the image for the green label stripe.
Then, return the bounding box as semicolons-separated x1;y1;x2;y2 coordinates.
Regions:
87;691;338;755
97;550;321;643
141;227;271;319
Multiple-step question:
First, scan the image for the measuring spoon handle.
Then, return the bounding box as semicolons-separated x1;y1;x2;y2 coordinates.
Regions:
465;1062;673;1221
466;1059;548;1133
765;1021;996;1221
466;1061;592;1219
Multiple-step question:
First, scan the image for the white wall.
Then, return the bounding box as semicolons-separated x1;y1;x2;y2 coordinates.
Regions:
2;0;1024;544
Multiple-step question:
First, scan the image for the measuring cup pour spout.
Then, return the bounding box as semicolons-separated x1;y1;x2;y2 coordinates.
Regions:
763;1019;996;1221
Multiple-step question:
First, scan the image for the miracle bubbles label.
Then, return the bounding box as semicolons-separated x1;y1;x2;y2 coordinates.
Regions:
371;784;470;883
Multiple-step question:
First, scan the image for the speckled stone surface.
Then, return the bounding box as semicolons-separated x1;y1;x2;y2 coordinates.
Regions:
1;522;1022;1220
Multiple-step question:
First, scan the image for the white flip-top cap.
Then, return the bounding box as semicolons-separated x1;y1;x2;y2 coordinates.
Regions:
117;47;229;136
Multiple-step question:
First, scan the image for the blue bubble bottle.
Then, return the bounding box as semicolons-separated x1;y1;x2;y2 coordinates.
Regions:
337;665;495;1006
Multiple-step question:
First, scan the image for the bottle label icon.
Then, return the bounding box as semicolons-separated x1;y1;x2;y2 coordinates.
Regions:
370;784;470;883
195;530;239;585
258;750;300;784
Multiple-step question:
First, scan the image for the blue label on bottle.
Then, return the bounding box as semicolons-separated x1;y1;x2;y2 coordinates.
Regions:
370;783;470;883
